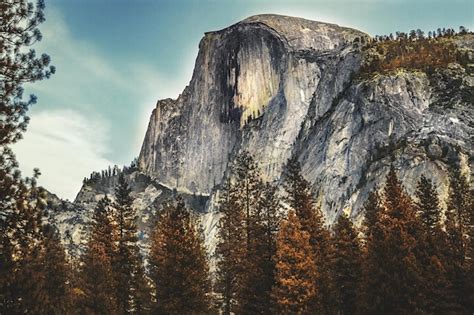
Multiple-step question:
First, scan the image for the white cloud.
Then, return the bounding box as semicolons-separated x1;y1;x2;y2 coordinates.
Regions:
13;109;114;201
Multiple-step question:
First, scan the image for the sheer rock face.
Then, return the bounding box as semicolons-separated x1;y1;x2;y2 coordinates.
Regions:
139;14;366;197
137;15;472;227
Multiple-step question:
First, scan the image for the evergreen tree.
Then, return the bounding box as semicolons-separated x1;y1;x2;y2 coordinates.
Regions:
241;183;281;314
0;0;55;310
415;175;457;313
149;198;211;314
112;173;150;314
0;0;55;146
1;178;51;313
233;151;262;251
41;224;71;314
233;152;265;313
80;196;118;314
329;214;361;315
444;166;473;312
447;167;471;239
215;179;246;314
416;175;441;232
216;152;264;313
362;188;383;238
361;166;426;314
283;157;332;312
272;210;317;314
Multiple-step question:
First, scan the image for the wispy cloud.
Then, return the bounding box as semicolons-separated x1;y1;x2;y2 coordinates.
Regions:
13;109;114;201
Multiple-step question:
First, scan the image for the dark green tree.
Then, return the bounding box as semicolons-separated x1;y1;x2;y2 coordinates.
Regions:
329;214;361;315
362;188;383;238
241;182;281;314
444;167;473;312
41;224;71;314
414;175;457;313
416;175;442;232
112;174;151;314
0;0;54;312
215;178;245;314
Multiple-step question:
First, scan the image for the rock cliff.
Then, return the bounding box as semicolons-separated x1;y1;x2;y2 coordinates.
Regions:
61;15;472;254
138;14;473;224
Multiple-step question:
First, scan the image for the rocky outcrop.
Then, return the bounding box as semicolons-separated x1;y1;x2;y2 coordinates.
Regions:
48;169;209;256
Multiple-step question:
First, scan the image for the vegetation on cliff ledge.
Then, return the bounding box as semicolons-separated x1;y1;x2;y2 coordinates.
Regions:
358;26;472;76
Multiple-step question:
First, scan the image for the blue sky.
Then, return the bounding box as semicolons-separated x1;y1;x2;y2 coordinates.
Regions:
13;0;473;200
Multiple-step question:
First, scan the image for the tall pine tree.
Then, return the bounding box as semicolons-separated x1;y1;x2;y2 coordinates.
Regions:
0;0;55;312
272;210;317;314
329;214;361;315
361;166;426;314
362;188;383;238
112;173;150;314
444;166;473;312
41;224;71;314
80;195;118;314
416;175;442;232
216;152;264;314
241;182;281;314
215;178;246;314
149;197;211;314
283;157;331;312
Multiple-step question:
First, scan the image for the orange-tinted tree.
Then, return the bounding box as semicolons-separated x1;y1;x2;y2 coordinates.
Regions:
272;210;317;314
149;198;211;314
80;196;118;314
283;157;332;312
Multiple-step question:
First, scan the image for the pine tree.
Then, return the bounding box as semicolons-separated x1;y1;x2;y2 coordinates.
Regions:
283;157;331;312
0;0;55;146
414;175;457;313
362;188;383;238
80;196;118;314
329;214;361;315
149;197;211;314
444;166;473;312
112;173;150;314
0;0;55;312
41;224;71;314
216;152;264;313
1;179;51;313
233;151;262;251
361;166;426;314
241;182;281;314
272;210;317;314
215;178;246;314
416;175;441;232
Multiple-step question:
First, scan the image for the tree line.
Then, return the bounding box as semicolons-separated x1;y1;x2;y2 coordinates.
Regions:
214;152;473;314
2;150;472;314
358;26;472;75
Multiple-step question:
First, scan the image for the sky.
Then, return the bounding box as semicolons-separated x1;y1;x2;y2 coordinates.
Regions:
12;0;473;200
